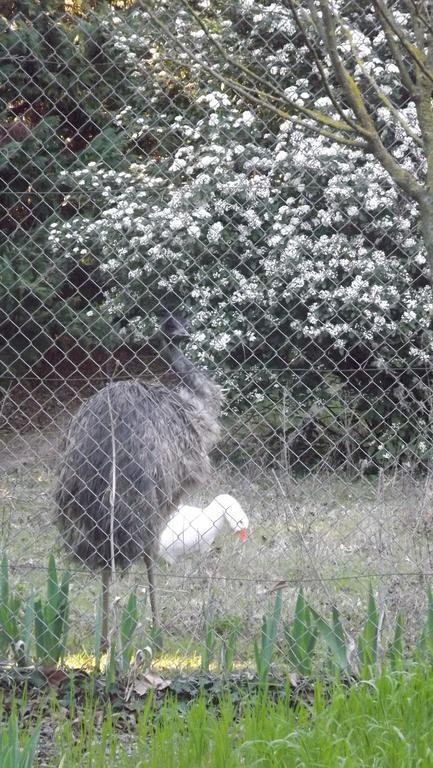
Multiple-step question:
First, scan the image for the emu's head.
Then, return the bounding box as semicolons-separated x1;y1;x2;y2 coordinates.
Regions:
151;314;222;423
160;315;190;343
149;315;190;354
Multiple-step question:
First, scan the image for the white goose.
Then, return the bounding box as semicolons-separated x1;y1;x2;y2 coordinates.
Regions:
159;494;249;565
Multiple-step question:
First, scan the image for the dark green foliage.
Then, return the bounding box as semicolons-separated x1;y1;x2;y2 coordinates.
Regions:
0;3;128;374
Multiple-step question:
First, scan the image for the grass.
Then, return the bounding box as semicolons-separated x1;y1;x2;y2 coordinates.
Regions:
2;662;433;766
1;443;433;663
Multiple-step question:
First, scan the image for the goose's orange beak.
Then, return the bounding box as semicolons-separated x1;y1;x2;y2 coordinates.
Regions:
238;528;248;542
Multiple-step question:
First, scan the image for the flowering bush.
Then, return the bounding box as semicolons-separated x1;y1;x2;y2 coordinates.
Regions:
48;1;433;469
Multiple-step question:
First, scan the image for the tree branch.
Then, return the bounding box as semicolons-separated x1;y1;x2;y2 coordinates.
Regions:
284;0;366;135
373;0;433;85
404;0;433;38
374;6;416;95
344;30;422;148
404;0;428;48
318;0;377;130
410;3;433;194
318;0;423;202
146;2;366;146
175;0;363;135
147;0;424;202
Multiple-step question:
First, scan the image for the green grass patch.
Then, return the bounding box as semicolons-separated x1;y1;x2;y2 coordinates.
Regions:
1;663;432;766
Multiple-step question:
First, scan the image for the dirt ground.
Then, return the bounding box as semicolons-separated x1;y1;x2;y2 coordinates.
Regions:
1;410;433;666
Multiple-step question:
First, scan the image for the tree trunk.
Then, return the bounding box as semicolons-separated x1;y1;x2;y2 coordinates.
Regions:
419;195;433;286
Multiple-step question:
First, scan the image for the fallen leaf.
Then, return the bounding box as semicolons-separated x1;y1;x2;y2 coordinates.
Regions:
134;672;171;696
42;666;69;686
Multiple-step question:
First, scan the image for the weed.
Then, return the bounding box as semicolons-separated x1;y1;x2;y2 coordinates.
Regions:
254;589;282;684
34;555;70;667
0;707;40;768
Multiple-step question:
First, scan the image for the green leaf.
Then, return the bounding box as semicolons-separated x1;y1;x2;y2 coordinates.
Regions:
0;556;22;656
0;709;40;768
284;589;319;677
201;615;216;673
55;569;70;664
313;606;350;672
255;589;282;683
387;612;405;670
33;598;47;666
220;624;239;674
33;557;70;665
120;591;138;674
0;555;9;607
357;585;379;674
22;594;34;665
418;587;433;656
105;641;117;694
94;586;104;673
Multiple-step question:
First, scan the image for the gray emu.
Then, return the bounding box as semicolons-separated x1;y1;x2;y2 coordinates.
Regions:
54;317;221;647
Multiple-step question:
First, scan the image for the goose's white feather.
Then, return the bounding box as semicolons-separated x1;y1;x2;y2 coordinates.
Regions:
159;494;249;564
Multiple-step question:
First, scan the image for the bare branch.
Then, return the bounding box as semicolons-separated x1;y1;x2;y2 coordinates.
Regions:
411;0;433;35
318;0;423;202
373;0;433;85
176;1;298;110
319;0;378;130
284;0;365;135
175;0;363;135
277;113;367;148
404;0;429;47
344;29;422;148
145;2;366;146
147;0;424;202
375;8;416;96
392;2;433;182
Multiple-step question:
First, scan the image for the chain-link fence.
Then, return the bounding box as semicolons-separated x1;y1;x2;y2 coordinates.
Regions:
1;0;433;673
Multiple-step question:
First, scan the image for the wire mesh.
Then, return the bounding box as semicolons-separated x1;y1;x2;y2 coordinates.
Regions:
1;0;433;673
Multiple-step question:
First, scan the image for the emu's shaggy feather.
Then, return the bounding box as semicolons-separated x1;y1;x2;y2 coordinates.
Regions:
54;319;221;642
55;379;220;570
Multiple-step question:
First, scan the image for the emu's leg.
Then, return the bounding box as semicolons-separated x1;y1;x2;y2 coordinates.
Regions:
144;553;162;651
144;553;158;627
101;569;110;652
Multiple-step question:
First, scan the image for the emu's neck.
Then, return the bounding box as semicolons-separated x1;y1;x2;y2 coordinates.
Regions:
162;342;218;405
